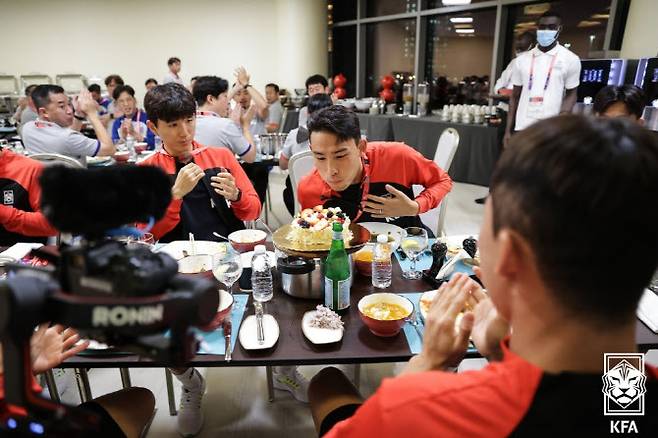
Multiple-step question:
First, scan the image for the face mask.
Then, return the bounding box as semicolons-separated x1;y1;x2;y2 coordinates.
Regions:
537;29;558;47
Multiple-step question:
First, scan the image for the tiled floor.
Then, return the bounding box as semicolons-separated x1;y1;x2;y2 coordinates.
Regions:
52;175;657;437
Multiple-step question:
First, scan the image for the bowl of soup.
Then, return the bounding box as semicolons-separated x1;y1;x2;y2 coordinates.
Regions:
358;293;413;337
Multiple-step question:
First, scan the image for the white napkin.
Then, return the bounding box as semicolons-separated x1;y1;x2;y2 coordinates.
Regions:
436;249;471;280
637;288;658;333
0;243;43;261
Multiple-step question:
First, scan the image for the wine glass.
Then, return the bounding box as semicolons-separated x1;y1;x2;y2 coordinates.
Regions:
401;227;429;280
213;251;243;294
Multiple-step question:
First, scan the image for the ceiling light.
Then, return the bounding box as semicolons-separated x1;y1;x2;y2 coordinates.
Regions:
455;28;475;34
454;24;473;29
577;20;602;28
450;17;473;23
591;14;610;19
442;0;471;5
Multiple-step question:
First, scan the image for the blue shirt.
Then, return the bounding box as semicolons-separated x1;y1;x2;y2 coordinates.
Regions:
111;109;155;149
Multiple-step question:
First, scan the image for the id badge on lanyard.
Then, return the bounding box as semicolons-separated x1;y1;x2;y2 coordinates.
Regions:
527;54;557;120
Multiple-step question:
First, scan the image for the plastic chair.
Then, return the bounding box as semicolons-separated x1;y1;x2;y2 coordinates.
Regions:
288;150;315;215
29;153;86;168
417;127;460;237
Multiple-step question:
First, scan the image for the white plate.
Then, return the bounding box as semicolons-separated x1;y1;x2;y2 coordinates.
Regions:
86;156;112;165
438;234;479;256
301;311;344;344
359;222;406;251
239;314;279;350
158;240;229;260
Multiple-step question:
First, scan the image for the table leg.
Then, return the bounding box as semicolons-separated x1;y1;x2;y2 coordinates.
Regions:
74;368;92;403
44;369;61;404
164;369;178;416
119;368;132;388
265;365;274;402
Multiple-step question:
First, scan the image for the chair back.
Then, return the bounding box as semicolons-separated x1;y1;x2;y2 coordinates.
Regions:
288;150;315;215
29;153;85;168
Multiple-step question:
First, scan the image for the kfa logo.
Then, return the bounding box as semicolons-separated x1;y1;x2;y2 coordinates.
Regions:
602;353;647;434
3;190;14;205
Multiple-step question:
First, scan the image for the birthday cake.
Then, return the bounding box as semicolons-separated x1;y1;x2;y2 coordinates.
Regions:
288;206;353;247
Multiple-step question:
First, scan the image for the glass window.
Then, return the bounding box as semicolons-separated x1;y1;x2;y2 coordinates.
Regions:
365;19;417;97
330;25;357;98
366;0;418;18
330;0;357;23
506;0;612;61
425;0;492;10
425;9;496;107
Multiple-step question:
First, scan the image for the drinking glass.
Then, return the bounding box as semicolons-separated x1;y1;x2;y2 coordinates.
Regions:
401;227;429;280
213;251;243;294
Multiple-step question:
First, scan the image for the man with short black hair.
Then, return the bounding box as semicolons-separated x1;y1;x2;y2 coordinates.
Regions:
163;57;184;85
88;83;109;116
13;84;38;135
145;78;158;92
309;115;658;437
111;84;155;148
265;82;283;132
22;85;115;158
140;83;260;436
103;74;125;126
594;84;646;122
193;75;256;163
299;74;331;127
299;105;452;231
232;67;269;137
504;10;581;147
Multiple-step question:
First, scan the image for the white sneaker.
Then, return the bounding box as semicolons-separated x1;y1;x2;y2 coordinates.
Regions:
272;366;309;403
177;370;206;437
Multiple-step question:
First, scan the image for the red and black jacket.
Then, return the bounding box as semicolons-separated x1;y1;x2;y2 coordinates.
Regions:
139;142;261;242
0;149;57;245
297;142;452;229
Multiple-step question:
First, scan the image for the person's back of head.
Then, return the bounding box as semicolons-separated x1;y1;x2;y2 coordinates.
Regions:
307;93;334;117
25;84;38;98
192;76;228;107
88;84;101;94
593;85;646;121
31;84;66;112
489;115;658;326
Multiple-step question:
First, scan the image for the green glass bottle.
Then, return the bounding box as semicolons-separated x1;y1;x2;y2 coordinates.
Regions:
324;222;351;312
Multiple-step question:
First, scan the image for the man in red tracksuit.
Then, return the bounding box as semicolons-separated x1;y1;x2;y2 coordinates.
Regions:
297;105;452;231
139;84;260;243
0;148;57;245
139;83;260;437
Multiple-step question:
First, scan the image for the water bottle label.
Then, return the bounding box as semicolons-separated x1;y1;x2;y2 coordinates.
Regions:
324;278;350;310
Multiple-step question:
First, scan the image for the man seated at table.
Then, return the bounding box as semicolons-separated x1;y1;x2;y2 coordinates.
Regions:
22;85;115;159
88;83;110;115
299;74;331;127
0;147;58;245
298;105;452;231
0;324;156;438
13;84;38;135
163;56;184;85
307;114;658;437
145;78;158;92
111;85;155;149
594;84;646;123
140;82;261;436
192;75;256;163
265;82;284;133
280;93;333;215
103;74;125;128
232;67;270;137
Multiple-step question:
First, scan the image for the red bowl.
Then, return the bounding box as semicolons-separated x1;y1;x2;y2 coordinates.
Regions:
358;293;413;337
228;229;267;253
353;248;373;277
199;290;234;331
134;142;147;154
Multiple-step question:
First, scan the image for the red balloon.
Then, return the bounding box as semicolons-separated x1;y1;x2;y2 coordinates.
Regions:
380;75;395;89
333;87;347;99
379;88;395;102
333;74;347;88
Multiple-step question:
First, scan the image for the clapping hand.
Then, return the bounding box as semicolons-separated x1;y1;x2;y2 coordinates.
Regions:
30;324;89;375
364;184;419;218
172;162;205;200
235;66;250;88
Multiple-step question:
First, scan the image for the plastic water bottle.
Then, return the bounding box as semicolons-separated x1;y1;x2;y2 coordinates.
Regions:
125;134;136;159
372;234;392;288
251;245;273;302
154;135;163;151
